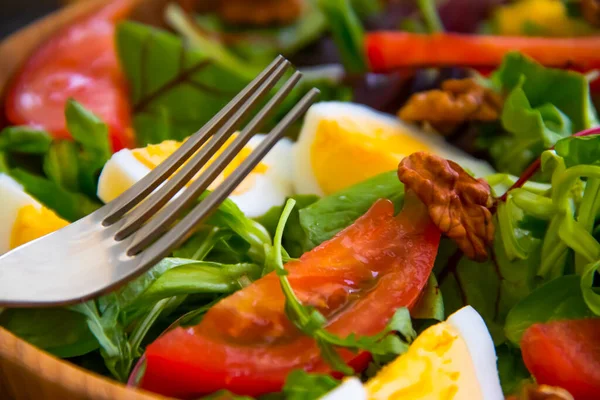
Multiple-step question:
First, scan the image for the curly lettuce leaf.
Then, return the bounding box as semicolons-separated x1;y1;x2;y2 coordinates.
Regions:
555;134;600;167
486;53;599;175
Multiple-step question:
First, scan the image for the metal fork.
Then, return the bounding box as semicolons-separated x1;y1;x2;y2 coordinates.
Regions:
0;56;319;307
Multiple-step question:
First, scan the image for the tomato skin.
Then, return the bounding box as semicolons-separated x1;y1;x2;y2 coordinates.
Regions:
521;319;600;400
4;0;136;152
142;198;441;398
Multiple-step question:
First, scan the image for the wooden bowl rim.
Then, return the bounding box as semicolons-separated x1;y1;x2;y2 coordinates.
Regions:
0;2;167;399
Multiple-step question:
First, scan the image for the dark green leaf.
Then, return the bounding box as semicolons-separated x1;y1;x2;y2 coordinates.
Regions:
198;390;255;400
317;0;367;74
132;262;261;306
0;308;98;358
116;21;249;145
64;99;112;197
505;275;593;346
43;140;80;192
299;171;404;248
496;344;531;395
0;127;52;154
581;260;600;315
9;168;101;221
0;153;9;173
282;370;339;400
70;300;132;381
411;274;444;321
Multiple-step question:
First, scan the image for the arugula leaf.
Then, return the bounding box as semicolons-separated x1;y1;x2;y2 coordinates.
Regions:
270;199;414;374
282;370;340;400
416;0;444;33
496;344;531;395
0;126;52;154
555;134;600;167
318;0;367;74
70;300;132;382
504;275;593;346
581;260;600;315
0;153;8;173
299;171;404;248
9;168;101;221
173;227;232;261
0;308;98;358
43;140;80;193
487;53;598;175
411;274;444;321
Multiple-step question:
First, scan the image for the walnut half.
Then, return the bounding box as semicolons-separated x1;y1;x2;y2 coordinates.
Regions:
398;78;503;134
398;152;494;261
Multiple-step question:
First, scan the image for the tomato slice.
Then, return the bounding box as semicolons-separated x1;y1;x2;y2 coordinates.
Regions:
141;198;441;398
4;0;136;152
521;319;600;400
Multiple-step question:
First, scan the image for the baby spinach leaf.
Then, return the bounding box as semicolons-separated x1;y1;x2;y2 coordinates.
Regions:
495;344;531;395
282;370;340;400
505;275;593;346
0;126;52;154
411;274;444;321
581;259;600;316
299;171;404;248
43;140;80;193
9;168;101;221
0;308;98;358
555;134;600;167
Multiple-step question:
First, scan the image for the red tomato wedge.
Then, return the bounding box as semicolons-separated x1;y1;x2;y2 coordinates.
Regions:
521;319;600;400
4;0;136;151
141;198;441;398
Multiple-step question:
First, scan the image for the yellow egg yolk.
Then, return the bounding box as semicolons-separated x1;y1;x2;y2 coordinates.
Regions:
493;0;594;37
10;205;69;250
310;118;431;194
132;136;268;195
365;321;482;400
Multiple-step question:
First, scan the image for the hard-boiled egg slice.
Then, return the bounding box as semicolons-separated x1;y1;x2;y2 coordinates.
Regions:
97;135;294;217
0;174;69;254
294;102;495;196
321;306;503;400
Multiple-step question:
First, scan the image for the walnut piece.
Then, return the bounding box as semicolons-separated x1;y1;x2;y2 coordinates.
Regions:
582;0;600;26
399;78;503;134
509;384;574;400
218;0;304;25
398;152;494;261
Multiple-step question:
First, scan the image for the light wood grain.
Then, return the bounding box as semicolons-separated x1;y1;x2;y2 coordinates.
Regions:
0;1;170;399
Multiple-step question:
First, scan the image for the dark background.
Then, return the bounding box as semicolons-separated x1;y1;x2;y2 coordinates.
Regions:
1;0;61;39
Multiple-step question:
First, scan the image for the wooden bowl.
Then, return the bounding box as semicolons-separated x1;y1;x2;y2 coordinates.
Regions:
0;1;172;399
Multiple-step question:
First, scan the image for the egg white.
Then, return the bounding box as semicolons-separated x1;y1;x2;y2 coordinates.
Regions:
0;174;42;254
294;102;495;196
97;135;295;218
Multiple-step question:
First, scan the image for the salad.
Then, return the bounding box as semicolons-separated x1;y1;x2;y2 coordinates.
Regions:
1;0;600;399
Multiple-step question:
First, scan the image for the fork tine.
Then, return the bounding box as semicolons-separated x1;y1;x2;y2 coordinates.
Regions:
122;70;304;250
130;88;320;259
102;55;287;225
114;66;297;241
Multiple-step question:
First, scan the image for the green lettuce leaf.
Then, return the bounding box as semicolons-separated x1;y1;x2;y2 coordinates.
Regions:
555;134;600;167
282;370;340;400
495;344;531;395
486;53;598;175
